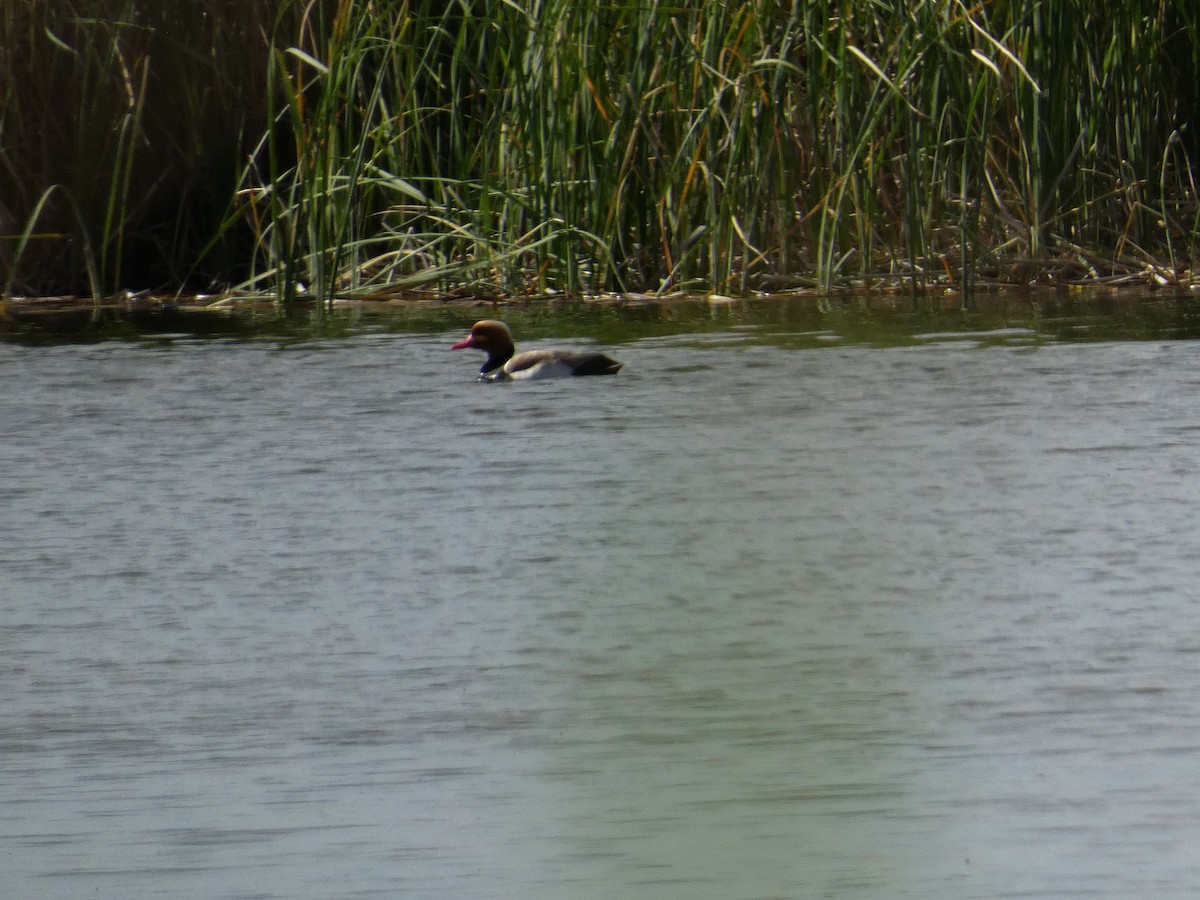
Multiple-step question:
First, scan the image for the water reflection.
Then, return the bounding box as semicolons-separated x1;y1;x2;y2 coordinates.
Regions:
3;297;1200;898
7;288;1200;349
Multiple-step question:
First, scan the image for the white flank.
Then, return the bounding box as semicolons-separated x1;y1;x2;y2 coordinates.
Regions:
508;359;577;380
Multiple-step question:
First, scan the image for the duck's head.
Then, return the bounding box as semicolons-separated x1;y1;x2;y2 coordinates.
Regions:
451;320;516;373
451;320;513;353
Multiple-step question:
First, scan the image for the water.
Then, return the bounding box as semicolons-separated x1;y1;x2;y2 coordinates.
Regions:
4;295;1200;898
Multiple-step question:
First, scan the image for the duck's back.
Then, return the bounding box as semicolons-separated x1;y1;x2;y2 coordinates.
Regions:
488;349;623;381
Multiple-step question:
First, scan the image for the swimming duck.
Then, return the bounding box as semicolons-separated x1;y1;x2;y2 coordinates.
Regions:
451;320;622;381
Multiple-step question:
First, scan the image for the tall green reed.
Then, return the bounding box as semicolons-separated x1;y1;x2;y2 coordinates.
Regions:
0;0;298;295
3;0;1197;299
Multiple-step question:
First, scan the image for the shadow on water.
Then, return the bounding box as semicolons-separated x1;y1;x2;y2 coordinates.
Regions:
4;288;1200;348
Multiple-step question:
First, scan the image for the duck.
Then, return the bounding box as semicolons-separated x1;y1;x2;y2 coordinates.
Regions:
451;320;622;381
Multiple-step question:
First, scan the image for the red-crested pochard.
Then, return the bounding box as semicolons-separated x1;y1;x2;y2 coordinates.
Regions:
451;320;622;381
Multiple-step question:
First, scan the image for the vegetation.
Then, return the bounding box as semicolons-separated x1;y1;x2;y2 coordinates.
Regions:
2;0;1198;303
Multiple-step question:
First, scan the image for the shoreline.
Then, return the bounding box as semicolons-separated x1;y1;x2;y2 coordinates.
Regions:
4;275;1198;318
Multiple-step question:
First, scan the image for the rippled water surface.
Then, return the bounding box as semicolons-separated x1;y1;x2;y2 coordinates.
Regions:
4;295;1200;898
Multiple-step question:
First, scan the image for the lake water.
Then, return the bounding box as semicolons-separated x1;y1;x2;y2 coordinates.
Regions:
4;293;1200;898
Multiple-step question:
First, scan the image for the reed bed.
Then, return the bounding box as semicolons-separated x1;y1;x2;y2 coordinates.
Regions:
2;0;1197;301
